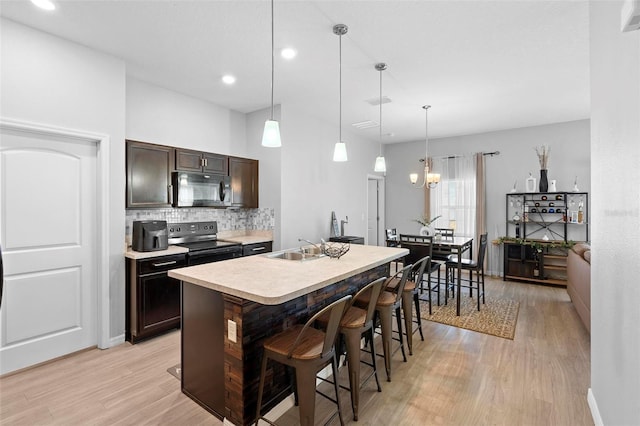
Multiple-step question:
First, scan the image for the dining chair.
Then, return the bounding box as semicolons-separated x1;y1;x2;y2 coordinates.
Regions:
445;233;488;311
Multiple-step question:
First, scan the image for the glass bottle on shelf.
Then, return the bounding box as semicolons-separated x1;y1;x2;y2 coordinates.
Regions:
578;199;584;224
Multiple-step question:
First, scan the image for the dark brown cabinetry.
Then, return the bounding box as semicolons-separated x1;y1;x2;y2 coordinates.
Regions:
126;140;175;208
503;242;568;286
175;148;228;174
126;253;186;343
229;156;259;208
242;241;272;256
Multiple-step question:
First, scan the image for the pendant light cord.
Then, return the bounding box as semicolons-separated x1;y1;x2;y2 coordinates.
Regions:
270;0;275;121
379;66;383;155
339;31;342;143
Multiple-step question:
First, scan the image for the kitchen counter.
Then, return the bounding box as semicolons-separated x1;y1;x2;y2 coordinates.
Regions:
219;235;272;245
124;245;188;260
171;244;407;425
169;244;406;305
217;229;273;245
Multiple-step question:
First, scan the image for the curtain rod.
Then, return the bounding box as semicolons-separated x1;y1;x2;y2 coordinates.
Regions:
419;151;500;162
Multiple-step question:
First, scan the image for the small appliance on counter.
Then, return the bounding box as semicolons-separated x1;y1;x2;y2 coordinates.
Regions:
132;220;169;252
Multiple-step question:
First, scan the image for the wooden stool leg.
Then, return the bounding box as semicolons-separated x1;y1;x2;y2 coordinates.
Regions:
343;328;361;421
254;354;269;425
295;364;318;426
413;291;424;341
377;307;393;381
394;306;407;362
330;353;345;426
401;291;413;355
367;327;382;392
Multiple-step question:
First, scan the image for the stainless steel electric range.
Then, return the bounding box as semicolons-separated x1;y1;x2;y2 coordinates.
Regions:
168;221;241;265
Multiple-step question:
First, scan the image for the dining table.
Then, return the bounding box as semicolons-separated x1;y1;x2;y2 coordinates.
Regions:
431;236;474;316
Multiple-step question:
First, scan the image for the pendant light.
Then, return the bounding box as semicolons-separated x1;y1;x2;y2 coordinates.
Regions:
262;0;281;147
373;62;387;173
333;24;348;162
410;105;440;188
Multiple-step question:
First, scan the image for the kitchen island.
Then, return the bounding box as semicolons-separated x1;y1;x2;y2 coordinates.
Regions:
168;244;407;425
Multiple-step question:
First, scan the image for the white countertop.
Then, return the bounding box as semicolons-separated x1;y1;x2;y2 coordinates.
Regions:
125;245;189;260
219;235;272;245
169;244;408;305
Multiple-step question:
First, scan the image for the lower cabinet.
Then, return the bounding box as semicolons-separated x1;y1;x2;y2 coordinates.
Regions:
126;253;186;343
242;241;273;256
503;242;568;286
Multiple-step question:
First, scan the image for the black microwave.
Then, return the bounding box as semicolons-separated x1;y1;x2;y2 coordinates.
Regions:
172;172;232;207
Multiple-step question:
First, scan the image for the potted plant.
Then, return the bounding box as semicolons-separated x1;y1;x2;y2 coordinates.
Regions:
413;215;441;236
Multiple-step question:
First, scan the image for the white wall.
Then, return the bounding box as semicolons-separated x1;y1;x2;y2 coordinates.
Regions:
0;18;126;341
589;1;640;424
126;77;247;156
245;102;382;251
385;120;590;275
279;103;381;250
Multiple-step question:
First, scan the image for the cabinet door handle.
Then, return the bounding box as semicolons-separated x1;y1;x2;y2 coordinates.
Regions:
152;260;177;267
252;247;266;252
168;184;173;204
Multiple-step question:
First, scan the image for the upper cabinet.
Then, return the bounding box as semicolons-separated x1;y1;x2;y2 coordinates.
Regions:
126;141;258;209
229;156;259;208
126;140;175;208
176;148;228;174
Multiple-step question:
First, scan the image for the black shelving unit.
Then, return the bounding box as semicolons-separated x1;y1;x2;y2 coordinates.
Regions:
503;192;588;286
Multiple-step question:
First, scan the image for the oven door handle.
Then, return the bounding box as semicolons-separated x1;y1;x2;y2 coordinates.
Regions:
189;246;241;257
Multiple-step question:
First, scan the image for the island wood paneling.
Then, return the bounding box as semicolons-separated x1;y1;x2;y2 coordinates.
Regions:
203;264;389;425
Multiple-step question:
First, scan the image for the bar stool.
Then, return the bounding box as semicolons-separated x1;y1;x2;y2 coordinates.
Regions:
254;295;352;426
355;263;412;382
317;277;386;421
385;256;429;356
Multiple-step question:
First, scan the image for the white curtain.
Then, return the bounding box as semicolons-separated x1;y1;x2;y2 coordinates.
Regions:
430;155;477;245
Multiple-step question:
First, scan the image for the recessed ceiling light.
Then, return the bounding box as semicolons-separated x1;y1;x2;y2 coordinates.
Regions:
222;75;236;85
280;47;297;60
31;0;56;11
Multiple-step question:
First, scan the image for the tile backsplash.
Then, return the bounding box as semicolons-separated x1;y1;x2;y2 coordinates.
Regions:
125;207;275;238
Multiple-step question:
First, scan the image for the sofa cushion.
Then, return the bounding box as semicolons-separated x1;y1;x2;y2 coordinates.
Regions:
583;250;591;264
572;242;591;258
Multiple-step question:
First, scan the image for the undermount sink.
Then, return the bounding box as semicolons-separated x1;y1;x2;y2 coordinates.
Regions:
267;248;325;261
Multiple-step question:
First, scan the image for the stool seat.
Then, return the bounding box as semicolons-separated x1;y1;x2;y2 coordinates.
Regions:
385;277;416;293
263;325;324;360
355;286;396;308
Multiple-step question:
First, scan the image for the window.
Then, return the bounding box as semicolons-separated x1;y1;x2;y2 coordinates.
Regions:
430;156;477;239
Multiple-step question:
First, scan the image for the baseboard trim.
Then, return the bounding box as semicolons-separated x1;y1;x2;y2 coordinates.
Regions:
108;334;125;348
588;388;603;426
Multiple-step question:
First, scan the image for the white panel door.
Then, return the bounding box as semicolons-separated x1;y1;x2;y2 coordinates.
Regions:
0;128;97;374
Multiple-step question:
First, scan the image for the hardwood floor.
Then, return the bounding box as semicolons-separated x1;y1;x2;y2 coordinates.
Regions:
0;275;592;425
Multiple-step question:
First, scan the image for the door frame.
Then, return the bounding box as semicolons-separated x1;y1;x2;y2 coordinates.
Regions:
366;174;385;246
0;117;111;349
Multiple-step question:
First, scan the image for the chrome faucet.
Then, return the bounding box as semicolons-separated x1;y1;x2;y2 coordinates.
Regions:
340;216;349;236
298;238;326;255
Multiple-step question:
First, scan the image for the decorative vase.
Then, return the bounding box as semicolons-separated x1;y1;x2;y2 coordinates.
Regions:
419;225;434;236
539;169;548;192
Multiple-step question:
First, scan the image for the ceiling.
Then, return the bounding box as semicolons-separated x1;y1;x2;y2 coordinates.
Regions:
0;0;590;144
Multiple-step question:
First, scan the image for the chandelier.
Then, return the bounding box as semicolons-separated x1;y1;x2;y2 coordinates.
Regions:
410;105;440;188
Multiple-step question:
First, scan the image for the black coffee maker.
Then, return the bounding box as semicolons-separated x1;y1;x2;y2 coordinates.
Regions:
132;220;168;252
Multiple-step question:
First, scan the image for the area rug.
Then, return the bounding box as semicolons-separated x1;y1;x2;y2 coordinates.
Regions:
419;296;520;340
167;364;181;380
